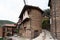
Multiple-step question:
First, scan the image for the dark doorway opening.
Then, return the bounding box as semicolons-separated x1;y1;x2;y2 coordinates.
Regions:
34;30;39;38
42;18;50;31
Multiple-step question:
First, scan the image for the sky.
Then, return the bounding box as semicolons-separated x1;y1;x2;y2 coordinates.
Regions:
0;0;49;23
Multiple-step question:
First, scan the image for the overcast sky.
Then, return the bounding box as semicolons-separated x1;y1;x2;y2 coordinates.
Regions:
0;0;49;23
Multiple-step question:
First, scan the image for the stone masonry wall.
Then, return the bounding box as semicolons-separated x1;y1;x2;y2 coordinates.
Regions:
19;8;42;39
29;9;42;38
50;0;60;40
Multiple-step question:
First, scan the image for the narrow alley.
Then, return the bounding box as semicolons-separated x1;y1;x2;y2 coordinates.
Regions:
10;29;57;40
33;29;55;40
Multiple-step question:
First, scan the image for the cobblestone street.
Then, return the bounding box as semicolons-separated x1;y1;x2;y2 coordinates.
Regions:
9;30;57;40
33;30;55;40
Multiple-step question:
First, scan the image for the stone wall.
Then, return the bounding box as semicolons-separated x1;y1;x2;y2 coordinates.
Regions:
29;9;42;38
19;8;42;39
50;0;60;40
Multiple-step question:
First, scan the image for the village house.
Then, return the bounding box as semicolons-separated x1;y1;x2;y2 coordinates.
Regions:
0;27;3;38
2;24;16;39
17;5;43;39
48;0;60;40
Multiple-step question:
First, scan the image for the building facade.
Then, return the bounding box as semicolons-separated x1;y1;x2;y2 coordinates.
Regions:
17;5;43;39
48;0;60;40
2;24;16;39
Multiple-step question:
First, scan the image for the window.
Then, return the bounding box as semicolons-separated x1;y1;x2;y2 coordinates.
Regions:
27;9;31;14
24;27;26;30
7;28;12;32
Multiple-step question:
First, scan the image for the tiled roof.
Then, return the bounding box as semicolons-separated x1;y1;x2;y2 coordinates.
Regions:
3;24;16;27
19;5;44;18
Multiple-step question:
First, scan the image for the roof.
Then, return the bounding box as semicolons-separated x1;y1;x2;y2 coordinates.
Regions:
3;24;16;27
19;5;44;18
48;0;51;6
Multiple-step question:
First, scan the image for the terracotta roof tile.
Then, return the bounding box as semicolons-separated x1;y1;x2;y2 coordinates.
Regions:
3;24;16;27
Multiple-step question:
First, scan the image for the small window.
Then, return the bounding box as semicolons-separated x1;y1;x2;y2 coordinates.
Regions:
27;9;31;14
24;27;26;30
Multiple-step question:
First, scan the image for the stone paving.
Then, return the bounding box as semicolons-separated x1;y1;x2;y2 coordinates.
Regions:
33;30;54;40
7;29;58;40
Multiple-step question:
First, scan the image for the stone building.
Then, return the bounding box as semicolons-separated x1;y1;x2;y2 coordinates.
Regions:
2;24;16;38
48;0;60;40
17;5;43;39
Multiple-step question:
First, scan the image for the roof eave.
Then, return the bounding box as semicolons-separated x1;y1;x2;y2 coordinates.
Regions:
19;5;44;18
